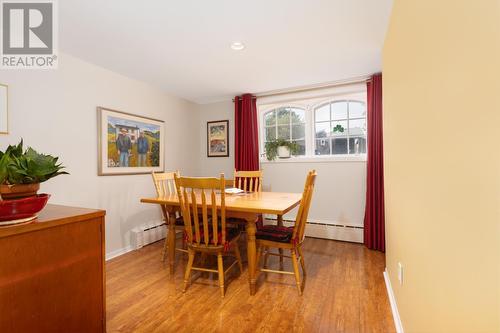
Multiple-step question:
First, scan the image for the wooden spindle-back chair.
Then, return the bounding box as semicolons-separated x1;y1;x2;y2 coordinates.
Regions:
228;170;264;228
152;171;186;262
256;170;317;295
174;173;243;298
233;169;263;192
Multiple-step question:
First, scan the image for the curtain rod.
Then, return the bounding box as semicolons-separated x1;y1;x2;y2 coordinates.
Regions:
232;75;372;102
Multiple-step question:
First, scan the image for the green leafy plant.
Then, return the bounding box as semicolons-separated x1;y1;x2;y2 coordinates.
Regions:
264;139;299;161
332;124;345;133
0;140;68;185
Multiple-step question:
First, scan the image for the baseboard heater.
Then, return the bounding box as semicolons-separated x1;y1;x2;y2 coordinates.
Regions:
264;217;364;243
131;222;166;249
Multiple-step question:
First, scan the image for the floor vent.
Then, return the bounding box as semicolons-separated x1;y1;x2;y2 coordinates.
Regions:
131;222;166;249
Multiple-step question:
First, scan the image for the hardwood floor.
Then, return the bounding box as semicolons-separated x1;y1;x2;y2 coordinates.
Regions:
106;238;395;333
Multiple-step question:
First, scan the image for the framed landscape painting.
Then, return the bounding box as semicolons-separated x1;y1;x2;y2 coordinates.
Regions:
207;120;229;157
97;107;165;175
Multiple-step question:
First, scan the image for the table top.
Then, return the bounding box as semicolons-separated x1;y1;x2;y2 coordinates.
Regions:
141;191;302;215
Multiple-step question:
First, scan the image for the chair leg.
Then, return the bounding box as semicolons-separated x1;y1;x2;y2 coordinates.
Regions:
277;215;284;268
234;244;243;274
297;246;306;276
183;249;195;293
162;237;168;262
291;249;302;296
263;247;270;268
256;245;262;271
217;252;225;298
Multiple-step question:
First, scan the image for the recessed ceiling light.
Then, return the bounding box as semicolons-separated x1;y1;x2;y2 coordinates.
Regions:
230;42;245;51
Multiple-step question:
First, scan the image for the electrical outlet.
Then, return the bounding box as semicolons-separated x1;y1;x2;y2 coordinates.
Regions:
398;262;404;285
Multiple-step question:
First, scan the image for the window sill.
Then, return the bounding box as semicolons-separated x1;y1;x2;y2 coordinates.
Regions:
260;155;367;164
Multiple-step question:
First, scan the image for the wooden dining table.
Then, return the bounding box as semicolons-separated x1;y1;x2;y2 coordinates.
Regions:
140;191;302;295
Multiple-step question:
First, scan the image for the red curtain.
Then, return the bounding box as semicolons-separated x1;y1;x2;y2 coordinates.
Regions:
364;73;385;252
234;94;259;171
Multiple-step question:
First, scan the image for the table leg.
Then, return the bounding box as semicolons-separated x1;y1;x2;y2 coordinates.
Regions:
167;211;176;275
277;215;284;268
246;217;257;295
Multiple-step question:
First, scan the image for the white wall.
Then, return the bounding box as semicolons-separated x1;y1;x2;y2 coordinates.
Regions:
195;101;235;177
195;98;366;231
0;53;198;256
261;161;366;226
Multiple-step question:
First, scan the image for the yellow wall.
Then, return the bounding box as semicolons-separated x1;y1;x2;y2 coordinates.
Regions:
383;1;500;332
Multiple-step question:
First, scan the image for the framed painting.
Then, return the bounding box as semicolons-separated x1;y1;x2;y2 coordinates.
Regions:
97;107;165;175
0;84;8;134
207;120;229;157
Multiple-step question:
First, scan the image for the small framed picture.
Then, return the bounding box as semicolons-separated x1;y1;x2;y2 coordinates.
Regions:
97;107;165;175
0;83;8;134
207;120;229;157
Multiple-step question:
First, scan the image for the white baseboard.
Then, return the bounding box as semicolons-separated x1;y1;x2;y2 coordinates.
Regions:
105;245;133;261
383;269;404;333
265;217;363;243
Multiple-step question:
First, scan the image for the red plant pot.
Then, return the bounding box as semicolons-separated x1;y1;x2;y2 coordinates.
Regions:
0;193;51;222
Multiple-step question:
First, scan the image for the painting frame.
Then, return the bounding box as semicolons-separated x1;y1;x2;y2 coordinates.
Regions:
97;107;165;176
0;83;8;134
207;120;229;157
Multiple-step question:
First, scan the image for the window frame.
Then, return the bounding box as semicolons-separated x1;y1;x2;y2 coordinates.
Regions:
258;91;367;163
262;105;307;156
260;103;311;158
313;100;367;156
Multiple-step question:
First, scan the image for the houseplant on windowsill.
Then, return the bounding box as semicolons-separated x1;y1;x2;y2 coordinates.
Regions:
0;140;68;200
264;139;299;161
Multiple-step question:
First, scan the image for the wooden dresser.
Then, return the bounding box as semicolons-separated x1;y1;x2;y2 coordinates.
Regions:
0;204;106;333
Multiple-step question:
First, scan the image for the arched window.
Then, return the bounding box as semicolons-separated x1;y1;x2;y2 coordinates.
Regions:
263;107;306;155
314;100;366;155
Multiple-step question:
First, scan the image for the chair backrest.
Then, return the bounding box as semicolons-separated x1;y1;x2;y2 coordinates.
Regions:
174;173;227;248
292;170;317;243
233;169;263;192
152;171;179;196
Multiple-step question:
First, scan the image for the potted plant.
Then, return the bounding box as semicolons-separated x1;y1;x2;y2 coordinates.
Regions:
264;139;299;161
0;140;68;200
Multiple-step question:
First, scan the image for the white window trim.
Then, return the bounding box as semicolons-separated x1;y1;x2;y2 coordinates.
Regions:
258;91;367;163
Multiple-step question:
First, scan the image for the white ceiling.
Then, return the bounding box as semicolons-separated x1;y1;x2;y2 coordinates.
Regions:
60;0;393;104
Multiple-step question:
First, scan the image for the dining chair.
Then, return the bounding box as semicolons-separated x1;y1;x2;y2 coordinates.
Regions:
255;170;317;295
232;169;290;265
151;171;187;262
233;169;263;192
228;169;264;225
174;173;243;298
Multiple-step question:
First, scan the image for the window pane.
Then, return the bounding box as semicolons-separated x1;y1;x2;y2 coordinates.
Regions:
264;111;276;126
315;122;330;138
332;138;348;154
277;125;290;140
315;138;330;155
290;108;305;124
349;118;366;137
277;108;290;125
331;101;348;120
293;140;306;156
332;120;348;137
349;101;366;118
265;126;276;141
315;104;330;122
349;136;367;154
292;123;305;140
